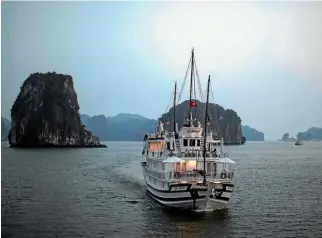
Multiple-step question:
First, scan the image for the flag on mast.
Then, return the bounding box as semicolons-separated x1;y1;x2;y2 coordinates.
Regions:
190;101;197;107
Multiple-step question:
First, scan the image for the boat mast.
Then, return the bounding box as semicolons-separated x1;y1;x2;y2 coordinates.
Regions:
203;75;211;185
189;48;194;127
173;81;177;133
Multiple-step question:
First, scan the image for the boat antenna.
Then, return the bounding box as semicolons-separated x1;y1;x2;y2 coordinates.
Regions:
173;81;177;133
203;75;211;185
189;48;194;127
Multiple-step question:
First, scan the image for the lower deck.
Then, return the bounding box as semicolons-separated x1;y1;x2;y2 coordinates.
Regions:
143;172;234;210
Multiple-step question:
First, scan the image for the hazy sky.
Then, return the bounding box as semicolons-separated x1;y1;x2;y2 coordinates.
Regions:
1;1;322;140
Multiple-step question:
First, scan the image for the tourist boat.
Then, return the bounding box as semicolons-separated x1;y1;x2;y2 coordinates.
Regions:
295;140;304;146
141;49;236;211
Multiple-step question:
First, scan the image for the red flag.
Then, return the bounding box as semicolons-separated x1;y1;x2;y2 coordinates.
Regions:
190;101;197;107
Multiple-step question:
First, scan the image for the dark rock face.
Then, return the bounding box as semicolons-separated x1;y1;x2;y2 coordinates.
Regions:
159;100;243;145
242;125;265;141
8;72;106;148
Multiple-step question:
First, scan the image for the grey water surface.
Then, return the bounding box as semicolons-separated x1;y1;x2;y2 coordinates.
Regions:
2;141;322;238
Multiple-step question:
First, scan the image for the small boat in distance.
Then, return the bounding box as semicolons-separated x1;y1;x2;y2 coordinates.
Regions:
140;49;236;211
295;140;304;146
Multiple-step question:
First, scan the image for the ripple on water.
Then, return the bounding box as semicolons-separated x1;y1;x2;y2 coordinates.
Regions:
2;141;322;238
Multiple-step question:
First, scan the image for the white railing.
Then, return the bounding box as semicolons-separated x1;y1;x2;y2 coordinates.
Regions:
167;171;235;182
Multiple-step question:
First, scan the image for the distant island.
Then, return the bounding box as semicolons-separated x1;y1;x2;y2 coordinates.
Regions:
79;101;265;144
280;128;322;142
6;72;106;148
1;117;10;141
2;72;266;145
281;133;297;142
241;125;265;141
297;127;322;141
3;113;266;144
80;113;156;141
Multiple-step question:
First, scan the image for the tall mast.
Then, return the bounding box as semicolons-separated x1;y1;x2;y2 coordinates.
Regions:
173;81;177;133
189;48;194;127
203;75;211;185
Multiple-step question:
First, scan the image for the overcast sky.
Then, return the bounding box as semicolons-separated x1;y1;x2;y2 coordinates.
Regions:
2;1;322;140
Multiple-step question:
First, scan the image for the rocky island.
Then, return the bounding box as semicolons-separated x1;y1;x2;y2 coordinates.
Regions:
297;127;322;141
242;125;265;141
159;100;246;145
8;72;107;148
281;133;296;142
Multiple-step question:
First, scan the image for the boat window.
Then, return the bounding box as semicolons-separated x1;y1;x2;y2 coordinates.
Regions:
207;163;211;173
167;142;170;150
183;139;188;146
190;139;196;146
175;163;181;171
197;139;201;146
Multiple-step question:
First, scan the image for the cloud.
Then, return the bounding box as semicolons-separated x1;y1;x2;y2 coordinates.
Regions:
152;2;322;90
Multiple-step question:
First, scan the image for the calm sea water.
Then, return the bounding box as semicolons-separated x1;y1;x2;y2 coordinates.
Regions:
2;141;322;238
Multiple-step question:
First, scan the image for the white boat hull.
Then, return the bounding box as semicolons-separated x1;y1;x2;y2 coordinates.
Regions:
142;165;234;210
145;182;208;210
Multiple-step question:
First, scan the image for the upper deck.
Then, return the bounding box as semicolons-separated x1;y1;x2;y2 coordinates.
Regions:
143;121;224;160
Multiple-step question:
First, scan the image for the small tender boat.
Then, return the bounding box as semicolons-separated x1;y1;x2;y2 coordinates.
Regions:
295;140;304;146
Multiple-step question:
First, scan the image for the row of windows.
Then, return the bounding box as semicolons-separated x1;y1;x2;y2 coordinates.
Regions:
146;158;165;171
183;139;201;147
146;167;163;179
146;174;169;189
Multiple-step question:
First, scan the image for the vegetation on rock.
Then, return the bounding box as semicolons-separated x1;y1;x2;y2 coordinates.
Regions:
8;72;106;148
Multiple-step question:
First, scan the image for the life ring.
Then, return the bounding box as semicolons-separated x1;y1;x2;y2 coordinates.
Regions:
220;172;227;179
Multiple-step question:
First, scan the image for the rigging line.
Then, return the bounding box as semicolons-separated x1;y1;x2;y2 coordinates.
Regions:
209;80;221;137
193;59;198;122
209;79;215;103
194;59;204;124
194;58;205;102
177;56;192;104
164;86;174;116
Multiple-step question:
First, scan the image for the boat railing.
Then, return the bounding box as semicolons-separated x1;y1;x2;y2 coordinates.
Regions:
167;170;234;182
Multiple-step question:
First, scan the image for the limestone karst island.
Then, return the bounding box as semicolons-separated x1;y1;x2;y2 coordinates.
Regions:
7;72;107;148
